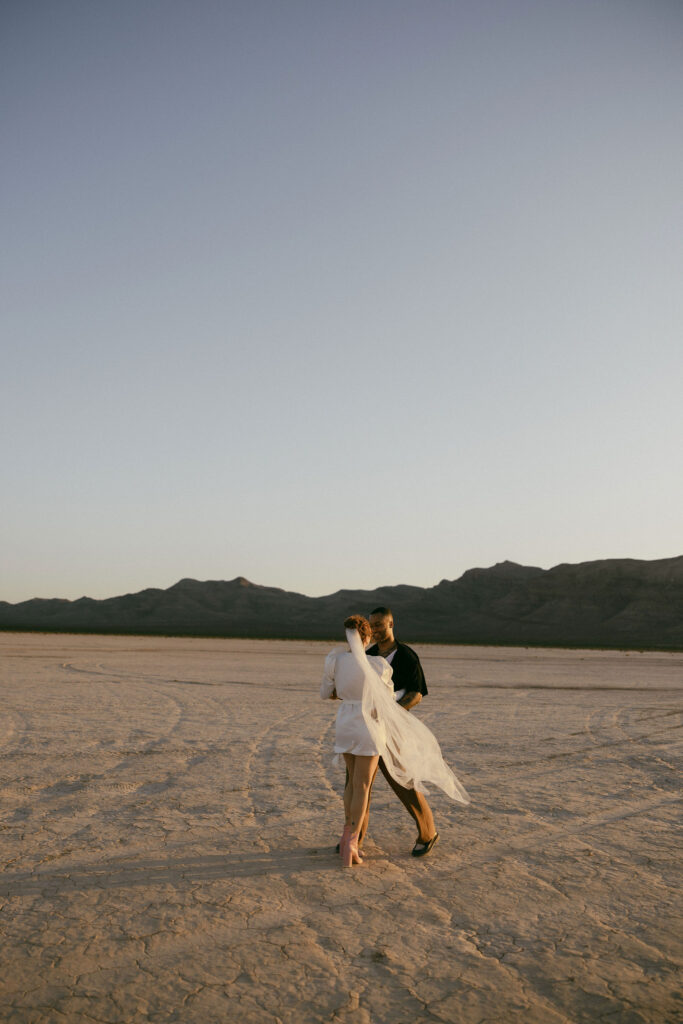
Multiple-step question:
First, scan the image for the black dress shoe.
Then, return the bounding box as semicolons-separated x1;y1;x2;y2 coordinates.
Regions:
411;832;439;857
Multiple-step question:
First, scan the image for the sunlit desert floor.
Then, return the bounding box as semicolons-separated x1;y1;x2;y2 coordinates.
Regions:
0;632;681;1024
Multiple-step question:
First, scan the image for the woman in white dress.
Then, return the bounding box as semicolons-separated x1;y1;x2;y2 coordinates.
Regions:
321;615;469;868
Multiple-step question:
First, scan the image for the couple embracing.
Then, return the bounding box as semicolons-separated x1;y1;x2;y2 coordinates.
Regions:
321;607;469;868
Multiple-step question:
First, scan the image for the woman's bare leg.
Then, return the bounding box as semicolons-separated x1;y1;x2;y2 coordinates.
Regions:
342;754;355;827
341;754;378;866
357;761;380;846
349;755;379;835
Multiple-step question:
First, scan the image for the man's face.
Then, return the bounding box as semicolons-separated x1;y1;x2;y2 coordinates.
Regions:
369;614;392;644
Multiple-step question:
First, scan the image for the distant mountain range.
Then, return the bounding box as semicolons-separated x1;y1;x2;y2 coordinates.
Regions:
2;556;682;649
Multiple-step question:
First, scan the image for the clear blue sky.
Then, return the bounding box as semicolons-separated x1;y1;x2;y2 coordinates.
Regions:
2;0;682;602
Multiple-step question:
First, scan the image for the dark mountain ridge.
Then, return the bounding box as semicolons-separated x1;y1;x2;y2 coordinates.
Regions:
1;556;682;649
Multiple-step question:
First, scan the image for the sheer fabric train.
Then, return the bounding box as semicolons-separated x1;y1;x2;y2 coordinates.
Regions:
336;628;470;804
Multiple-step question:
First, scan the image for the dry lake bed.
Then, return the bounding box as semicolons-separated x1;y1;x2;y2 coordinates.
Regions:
0;632;681;1023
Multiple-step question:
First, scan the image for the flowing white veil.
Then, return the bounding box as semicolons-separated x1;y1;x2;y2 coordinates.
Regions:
345;628;470;804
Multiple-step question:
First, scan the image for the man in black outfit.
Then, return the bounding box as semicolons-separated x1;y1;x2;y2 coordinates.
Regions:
361;606;440;857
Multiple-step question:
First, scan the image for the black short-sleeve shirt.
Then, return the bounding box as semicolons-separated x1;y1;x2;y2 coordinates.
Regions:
366;640;428;697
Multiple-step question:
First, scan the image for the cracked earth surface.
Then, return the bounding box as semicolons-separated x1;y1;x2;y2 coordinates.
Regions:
0;633;681;1023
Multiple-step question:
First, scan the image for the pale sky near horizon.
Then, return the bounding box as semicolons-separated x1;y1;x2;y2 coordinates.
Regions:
2;0;682;603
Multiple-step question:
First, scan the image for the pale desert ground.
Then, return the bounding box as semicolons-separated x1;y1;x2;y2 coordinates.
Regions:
0;632;681;1024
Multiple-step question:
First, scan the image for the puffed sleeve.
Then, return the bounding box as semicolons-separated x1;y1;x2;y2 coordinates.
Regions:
368;655;394;691
320;650;337;699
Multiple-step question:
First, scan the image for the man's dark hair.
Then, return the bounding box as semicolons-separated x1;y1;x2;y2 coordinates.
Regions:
370;606;393;617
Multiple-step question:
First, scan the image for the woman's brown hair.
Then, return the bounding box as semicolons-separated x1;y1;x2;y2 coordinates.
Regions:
343;614;372;644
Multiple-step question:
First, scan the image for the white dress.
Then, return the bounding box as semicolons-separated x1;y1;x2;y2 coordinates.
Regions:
320;646;394;757
321;631;470;804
